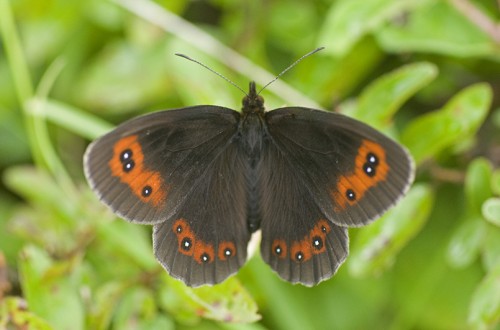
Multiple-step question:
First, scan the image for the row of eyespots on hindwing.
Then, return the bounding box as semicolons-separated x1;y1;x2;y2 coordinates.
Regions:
172;219;236;264
332;139;389;211
272;219;331;263
108;135;167;207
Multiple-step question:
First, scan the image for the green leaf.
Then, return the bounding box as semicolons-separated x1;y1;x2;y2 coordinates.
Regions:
87;282;127;330
468;263;500;328
349;184;434;276
29;99;114;140
0;297;53;330
113;287;174;330
96;220;158;271
482;198;500;226
318;0;425;56
74;41;171;114
401;84;492;164
482;226;500;272
352;62;437;128
492;169;500;196
446;218;486;269
465;158;493;215
18;245;85;330
159;275;260;324
377;1;497;57
3;166;76;218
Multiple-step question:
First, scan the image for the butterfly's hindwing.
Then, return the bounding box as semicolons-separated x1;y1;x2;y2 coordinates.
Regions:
258;140;349;286
153;138;251;286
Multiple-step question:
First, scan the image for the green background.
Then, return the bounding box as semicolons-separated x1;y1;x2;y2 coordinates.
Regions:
1;0;499;329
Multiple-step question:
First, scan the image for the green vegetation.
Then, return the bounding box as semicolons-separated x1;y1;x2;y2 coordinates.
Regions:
1;0;499;329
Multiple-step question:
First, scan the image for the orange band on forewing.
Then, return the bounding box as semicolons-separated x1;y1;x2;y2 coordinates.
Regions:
332;139;389;211
109;135;167;207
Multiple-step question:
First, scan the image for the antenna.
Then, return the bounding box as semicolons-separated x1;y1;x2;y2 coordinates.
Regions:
257;47;324;94
175;53;247;96
175;47;325;95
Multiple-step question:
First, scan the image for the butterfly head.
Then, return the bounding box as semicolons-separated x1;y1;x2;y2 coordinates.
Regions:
242;82;265;114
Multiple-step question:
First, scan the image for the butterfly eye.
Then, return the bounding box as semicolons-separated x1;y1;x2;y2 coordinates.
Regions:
346;189;356;201
200;253;211;263
119;149;135;173
181;237;192;251
363;163;376;177
295;251;304;262
120;149;133;162
122;160;135;172
217;241;236;260
312;236;323;250
366;152;378;165
272;239;288;258
142;185;152;197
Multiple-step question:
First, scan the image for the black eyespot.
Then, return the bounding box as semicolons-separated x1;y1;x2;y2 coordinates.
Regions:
122;160;135;172
366;152;378;165
176;225;182;233
181;237;192;251
312;236;323;250
224;248;233;257
321;225;327;233
363;163;376;177
274;246;282;255
120;149;133;163
201;253;210;263
346;189;356;201
142;185;152;197
295;251;304;262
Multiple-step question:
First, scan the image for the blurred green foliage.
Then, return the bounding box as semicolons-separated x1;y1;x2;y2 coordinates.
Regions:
1;0;499;329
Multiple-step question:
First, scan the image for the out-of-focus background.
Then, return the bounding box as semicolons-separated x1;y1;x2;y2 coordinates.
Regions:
1;0;499;329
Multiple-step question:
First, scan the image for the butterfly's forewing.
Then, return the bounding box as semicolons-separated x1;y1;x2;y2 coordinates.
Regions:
259;107;414;285
84;106;252;286
265;107;414;227
85;106;238;223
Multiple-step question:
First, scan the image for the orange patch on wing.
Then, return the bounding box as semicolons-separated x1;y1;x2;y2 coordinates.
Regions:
271;239;288;259
332;139;389;211
218;241;236;261
290;240;313;263
286;219;332;263
109;135;167;207
172;219;234;264
194;242;215;264
172;219;195;257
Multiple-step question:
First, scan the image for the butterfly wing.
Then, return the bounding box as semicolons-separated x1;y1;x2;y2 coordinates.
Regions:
153;136;252;286
259;107;414;285
258;140;349;285
84;106;251;286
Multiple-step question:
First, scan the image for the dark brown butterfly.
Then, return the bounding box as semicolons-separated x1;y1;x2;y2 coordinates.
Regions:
84;51;414;287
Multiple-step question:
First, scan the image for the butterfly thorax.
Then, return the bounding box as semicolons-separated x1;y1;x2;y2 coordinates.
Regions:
242;82;264;115
239;82;267;161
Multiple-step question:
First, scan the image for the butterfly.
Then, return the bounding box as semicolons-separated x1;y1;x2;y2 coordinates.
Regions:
84;52;414;287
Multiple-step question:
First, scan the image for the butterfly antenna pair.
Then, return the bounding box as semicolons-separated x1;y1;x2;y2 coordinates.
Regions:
175;47;325;96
